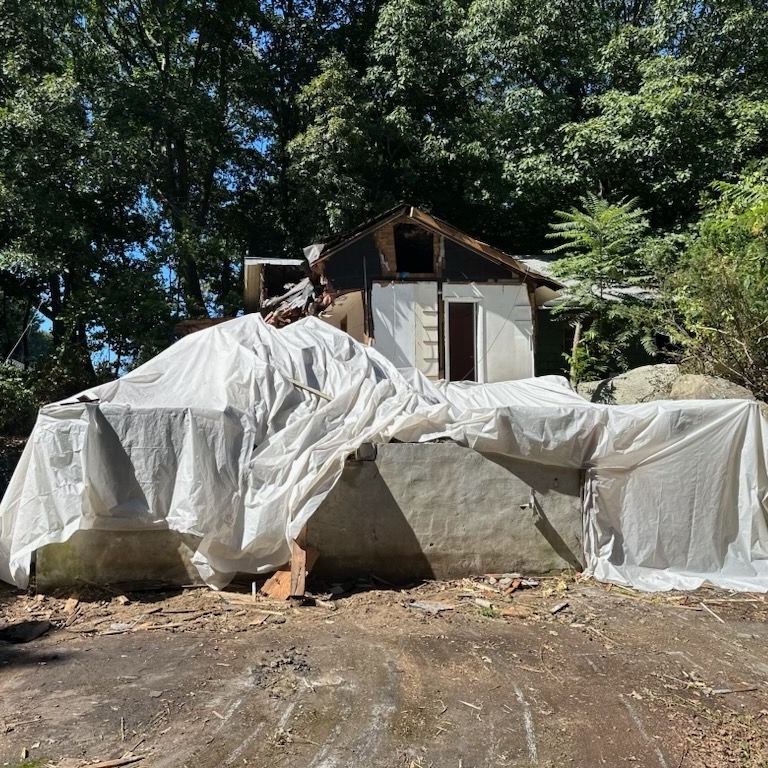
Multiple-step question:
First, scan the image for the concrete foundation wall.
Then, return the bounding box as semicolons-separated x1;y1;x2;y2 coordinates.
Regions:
308;442;583;580
35;442;584;588
36;529;205;592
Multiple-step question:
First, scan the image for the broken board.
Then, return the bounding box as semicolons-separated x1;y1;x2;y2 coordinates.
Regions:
260;531;319;600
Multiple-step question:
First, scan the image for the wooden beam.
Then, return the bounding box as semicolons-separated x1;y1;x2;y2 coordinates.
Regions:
289;526;319;598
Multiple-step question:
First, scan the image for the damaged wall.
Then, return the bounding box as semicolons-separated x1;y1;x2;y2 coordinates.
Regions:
371;282;440;377
318;290;366;342
320;233;384;290
442;283;534;381
442;239;514;280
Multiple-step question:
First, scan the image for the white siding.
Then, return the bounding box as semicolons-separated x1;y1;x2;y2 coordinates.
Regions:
443;283;533;382
371;282;414;368
371;282;439;377
373;281;533;382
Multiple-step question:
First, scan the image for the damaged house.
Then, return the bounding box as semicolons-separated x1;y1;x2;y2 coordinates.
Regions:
6;205;767;596
245;204;563;382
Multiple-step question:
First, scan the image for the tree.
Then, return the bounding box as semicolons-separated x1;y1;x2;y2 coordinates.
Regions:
546;194;653;382
0;289;51;367
289;0;499;240
79;0;273;318
669;164;768;400
562;0;768;229
0;0;146;387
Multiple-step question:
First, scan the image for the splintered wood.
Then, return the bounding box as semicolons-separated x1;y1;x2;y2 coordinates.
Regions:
260;569;293;601
259;528;318;600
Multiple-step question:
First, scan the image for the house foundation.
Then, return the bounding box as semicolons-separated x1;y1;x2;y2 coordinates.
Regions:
35;442;583;590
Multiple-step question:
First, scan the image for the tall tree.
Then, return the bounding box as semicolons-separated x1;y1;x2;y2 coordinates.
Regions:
546;194;653;381
562;0;768;228
289;0;496;239
80;0;272;317
0;0;161;388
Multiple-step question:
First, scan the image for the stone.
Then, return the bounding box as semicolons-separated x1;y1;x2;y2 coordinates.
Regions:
577;366;768;416
669;374;755;402
578;364;680;405
576;380;600;400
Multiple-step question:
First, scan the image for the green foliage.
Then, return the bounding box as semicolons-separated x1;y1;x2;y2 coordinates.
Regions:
669;164;768;400
547;194;649;275
290;0;502;240
0;290;51;365
289;54;376;232
546;195;654;381
0;0;767;389
0;364;39;435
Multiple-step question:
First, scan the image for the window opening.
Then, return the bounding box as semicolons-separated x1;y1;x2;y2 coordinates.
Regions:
394;224;434;274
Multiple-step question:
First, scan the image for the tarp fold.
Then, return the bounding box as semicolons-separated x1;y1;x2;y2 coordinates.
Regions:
2;315;767;592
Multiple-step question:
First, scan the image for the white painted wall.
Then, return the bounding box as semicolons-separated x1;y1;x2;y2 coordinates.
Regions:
444;283;533;382
372;281;533;382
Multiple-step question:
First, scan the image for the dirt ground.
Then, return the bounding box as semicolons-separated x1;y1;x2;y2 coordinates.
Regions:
2;574;768;768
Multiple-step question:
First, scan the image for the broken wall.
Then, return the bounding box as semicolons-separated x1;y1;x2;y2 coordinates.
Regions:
442;283;534;381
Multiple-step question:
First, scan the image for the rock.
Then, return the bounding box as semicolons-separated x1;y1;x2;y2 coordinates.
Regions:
577;366;767;413
578;364;680;405
0;619;51;644
669;374;755;402
576;380;600;400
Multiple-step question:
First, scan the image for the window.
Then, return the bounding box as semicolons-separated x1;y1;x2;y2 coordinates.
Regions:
394;224;434;274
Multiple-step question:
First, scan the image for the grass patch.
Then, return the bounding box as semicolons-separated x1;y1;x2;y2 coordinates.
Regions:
477;605;500;619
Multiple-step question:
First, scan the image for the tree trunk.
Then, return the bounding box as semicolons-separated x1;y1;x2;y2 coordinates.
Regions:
569;319;582;384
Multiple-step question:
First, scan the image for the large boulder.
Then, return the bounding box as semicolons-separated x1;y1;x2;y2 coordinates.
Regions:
577;366;767;416
577;364;681;405
669;374;755;402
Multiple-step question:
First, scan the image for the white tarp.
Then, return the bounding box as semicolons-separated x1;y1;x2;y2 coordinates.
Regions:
2;315;768;592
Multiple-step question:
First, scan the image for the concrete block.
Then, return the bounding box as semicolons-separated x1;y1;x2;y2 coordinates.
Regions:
309;442;583;580
36;529;205;591
34;442;584;588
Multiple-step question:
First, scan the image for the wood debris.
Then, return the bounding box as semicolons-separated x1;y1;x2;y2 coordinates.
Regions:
700;601;726;624
260;569;294;601
78;755;145;768
408;601;454;615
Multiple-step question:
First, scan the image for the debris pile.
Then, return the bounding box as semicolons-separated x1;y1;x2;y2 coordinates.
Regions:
262;276;337;327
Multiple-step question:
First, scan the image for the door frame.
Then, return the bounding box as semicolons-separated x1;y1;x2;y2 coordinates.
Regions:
443;297;484;383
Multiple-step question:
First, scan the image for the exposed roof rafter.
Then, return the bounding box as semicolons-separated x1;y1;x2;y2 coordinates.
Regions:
307;203;563;291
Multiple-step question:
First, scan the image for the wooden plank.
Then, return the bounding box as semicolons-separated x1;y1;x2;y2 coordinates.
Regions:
260;568;293;601
290;541;307;598
83;756;145;768
259;526;319;601
289;526;319;598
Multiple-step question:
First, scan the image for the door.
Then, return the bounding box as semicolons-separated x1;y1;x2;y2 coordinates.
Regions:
371;282;439;376
447;301;477;381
